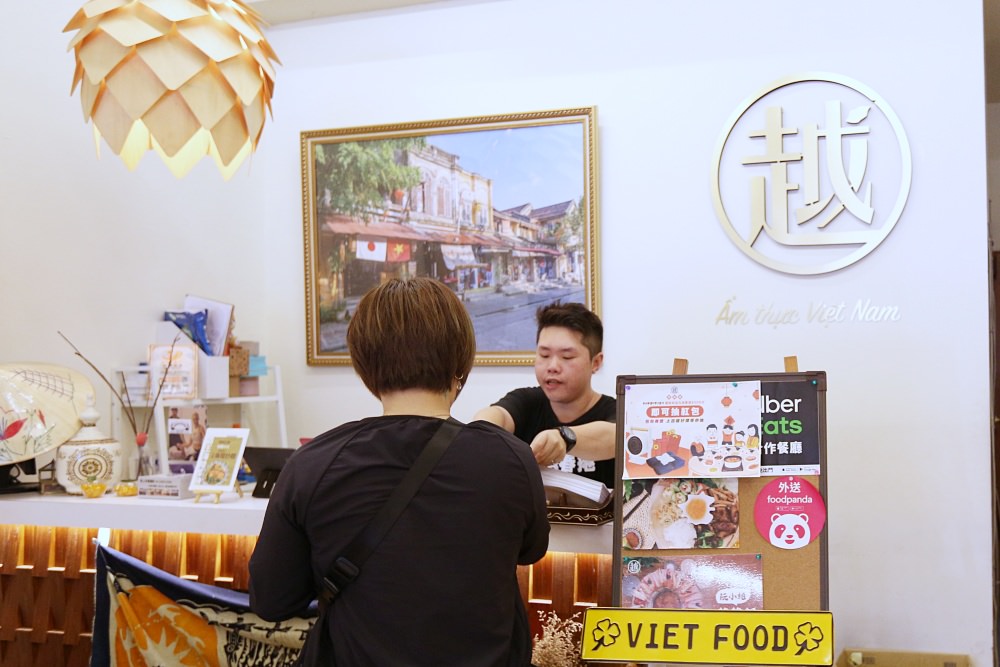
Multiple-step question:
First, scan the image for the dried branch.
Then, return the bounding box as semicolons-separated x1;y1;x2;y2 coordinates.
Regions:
59;330;182;439
59;331;136;434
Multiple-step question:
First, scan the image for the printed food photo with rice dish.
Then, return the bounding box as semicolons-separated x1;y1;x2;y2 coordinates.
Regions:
621;478;739;549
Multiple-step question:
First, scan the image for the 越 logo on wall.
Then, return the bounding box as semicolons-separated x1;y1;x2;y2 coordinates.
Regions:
711;73;911;275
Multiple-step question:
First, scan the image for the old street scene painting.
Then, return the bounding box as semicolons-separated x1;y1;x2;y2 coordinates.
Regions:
305;111;595;364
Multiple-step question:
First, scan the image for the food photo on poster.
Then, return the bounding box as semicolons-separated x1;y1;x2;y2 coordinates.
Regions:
622;478;740;549
622;381;762;479
621;554;764;610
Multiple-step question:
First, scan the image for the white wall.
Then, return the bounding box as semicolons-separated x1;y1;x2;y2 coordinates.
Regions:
1;1;992;663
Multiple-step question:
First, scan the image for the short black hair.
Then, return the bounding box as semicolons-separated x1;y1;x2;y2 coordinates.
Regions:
535;302;603;358
348;278;475;397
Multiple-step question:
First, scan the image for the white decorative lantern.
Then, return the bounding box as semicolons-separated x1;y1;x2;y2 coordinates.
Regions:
64;0;280;179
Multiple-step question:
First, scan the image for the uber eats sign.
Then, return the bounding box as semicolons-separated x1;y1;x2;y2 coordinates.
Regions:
759;379;821;475
581;608;833;665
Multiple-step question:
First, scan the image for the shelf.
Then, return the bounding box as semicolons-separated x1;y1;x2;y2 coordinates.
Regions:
161;395;283;406
111;365;288;475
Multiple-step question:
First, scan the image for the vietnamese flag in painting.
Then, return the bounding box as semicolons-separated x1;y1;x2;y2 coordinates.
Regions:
386;240;411;262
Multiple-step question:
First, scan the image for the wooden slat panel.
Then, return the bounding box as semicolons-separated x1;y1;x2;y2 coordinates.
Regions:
221;534;256;590
33;630;66;666
62;575;94;645
113;529;149;562
0;525;21;572
150;530;185;574
0;521;611;667
29;574;56;642
527;552;554;603
552;552;577;618
28;525;53;575
7;627;92;667
66;635;92;667
3;631;36;667
573;552;600;607
61;528;85;579
522;552;613;645
192;533;221;584
0;572;33;642
82;528;98;573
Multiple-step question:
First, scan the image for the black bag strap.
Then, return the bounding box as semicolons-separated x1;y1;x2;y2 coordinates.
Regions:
318;418;461;606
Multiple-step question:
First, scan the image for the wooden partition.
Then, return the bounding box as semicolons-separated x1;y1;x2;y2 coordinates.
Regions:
0;521;611;667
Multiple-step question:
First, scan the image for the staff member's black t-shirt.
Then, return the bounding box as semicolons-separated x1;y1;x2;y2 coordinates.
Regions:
492;386;616;488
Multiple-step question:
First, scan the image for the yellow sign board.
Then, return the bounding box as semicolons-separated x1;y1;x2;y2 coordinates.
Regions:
580;608;833;665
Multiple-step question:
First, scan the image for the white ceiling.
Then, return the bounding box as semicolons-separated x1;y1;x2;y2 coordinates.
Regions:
246;0;445;25
247;0;1000;104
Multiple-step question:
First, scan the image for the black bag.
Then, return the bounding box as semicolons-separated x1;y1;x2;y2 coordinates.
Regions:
292;419;461;667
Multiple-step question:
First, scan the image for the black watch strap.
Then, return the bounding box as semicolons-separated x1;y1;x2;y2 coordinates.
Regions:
558;425;577;453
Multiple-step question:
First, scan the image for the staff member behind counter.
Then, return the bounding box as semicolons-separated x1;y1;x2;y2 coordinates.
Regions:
474;301;616;489
249;277;549;666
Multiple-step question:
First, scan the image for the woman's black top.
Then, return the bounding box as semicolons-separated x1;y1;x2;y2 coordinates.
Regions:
249;416;550;666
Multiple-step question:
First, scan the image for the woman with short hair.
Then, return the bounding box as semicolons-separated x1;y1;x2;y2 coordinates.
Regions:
249;277;549;666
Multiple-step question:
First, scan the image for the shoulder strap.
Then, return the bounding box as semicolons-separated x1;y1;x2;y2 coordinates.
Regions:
319;418;462;605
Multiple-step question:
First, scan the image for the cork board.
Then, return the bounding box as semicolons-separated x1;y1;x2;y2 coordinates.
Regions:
613;372;828;611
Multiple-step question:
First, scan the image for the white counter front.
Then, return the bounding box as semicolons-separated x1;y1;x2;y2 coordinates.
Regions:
0;492;614;554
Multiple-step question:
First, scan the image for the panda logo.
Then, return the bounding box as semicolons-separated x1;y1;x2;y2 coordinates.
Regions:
768;512;810;550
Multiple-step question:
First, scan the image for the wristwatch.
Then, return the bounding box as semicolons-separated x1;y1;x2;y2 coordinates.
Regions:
558;426;577;453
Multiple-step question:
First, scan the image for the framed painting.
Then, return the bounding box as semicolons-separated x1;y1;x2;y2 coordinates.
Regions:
301;107;600;365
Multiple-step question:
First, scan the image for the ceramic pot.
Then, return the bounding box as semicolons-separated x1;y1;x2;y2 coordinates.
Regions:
55;398;122;495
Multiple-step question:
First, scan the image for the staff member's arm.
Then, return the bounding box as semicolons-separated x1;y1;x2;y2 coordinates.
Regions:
473;405;515;431
474;405;615;466
527;421;615;466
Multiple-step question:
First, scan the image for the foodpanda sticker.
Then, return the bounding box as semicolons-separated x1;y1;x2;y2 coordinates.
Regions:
753;476;825;550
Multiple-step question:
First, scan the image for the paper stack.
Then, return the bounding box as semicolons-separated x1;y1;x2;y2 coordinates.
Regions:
540;468;611;507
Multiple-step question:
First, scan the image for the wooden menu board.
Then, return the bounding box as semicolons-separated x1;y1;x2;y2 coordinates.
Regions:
613;372;828;611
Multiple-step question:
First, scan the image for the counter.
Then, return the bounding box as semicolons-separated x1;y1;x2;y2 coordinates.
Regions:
0;491;615;667
0;491;614;552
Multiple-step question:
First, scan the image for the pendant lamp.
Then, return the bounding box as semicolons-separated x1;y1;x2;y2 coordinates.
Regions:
64;0;279;179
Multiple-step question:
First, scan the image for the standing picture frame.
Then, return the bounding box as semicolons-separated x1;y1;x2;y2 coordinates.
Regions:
301;107;600;366
188;427;249;497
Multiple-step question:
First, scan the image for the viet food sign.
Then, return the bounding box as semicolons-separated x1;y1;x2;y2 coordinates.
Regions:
580;608;833;665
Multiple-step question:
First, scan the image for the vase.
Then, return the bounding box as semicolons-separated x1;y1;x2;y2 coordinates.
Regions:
55;397;123;495
133;431;157;477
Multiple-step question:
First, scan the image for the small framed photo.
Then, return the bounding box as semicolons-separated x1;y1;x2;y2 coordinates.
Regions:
166;405;208;462
189;428;250;494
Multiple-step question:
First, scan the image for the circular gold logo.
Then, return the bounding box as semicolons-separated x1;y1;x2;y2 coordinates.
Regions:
712;73;911;275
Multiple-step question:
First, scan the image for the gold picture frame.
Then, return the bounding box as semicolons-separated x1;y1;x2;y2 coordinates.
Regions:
301;107;600;366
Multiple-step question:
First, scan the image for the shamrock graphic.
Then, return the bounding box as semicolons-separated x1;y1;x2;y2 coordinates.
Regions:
793;622;825;655
591;618;621;651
